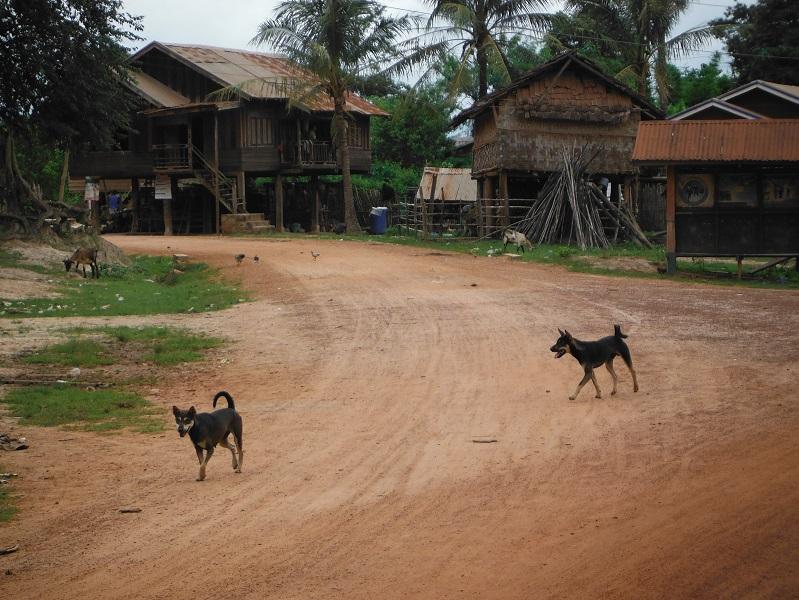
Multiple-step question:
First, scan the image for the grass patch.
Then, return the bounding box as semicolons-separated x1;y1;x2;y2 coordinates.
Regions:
27;326;223;367
0;248;49;274
2;385;162;432
0;255;245;318
238;230;799;289
23;338;112;367
0;474;15;523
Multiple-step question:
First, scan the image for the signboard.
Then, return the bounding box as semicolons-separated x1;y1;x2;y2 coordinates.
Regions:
154;174;172;200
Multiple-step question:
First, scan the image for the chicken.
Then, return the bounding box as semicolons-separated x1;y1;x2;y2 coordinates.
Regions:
253;255;259;263
235;254;245;265
310;250;320;261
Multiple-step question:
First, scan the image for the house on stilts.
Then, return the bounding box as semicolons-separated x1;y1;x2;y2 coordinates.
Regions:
69;42;387;234
450;51;663;229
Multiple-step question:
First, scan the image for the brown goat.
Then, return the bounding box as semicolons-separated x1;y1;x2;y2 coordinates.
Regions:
64;247;99;279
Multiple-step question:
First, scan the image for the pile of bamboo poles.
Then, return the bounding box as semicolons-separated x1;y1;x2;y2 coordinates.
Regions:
517;146;652;250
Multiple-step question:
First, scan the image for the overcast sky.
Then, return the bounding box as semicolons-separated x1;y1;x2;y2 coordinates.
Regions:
122;0;744;70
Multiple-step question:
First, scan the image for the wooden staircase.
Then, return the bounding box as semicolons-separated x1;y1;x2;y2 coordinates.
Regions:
220;213;275;234
190;144;246;214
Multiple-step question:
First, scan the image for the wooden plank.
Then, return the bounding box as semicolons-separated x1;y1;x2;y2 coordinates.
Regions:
311;175;320;233
666;165;677;273
274;173;284;232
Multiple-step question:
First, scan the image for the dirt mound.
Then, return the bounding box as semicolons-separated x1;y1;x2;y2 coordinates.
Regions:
0;267;59;299
1;231;130;270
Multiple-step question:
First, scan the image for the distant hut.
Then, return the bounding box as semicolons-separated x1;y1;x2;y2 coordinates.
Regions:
450;50;663;217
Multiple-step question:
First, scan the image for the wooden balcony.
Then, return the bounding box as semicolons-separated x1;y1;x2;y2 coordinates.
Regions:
281;140;337;167
153;144;191;171
473;141;502;174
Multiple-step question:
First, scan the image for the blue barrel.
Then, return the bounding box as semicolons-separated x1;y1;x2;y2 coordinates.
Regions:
369;206;388;234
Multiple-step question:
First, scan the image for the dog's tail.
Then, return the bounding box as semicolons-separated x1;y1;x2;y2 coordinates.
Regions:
213;391;235;409
614;324;628;339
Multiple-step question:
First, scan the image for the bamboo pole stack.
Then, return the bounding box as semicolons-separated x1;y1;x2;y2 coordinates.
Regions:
517;145;652;250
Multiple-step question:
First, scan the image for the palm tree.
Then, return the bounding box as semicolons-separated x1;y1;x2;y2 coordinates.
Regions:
395;0;552;100
555;0;719;107
253;0;409;232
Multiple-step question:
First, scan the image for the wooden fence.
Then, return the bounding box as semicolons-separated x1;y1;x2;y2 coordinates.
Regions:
392;196;537;240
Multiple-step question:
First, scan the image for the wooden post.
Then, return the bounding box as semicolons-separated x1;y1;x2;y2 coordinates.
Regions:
482;176;495;236
311;175;320;233
214;112;221;232
130;177;140;233
737;256;744;279
274;174;284;232
236;171;246;214
164;176;176;236
665;165;677;273
499;171;509;227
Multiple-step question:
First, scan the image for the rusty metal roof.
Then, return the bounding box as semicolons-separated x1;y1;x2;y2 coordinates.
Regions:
125;69;190;108
130;42;387;116
416;168;477;201
632;120;799;163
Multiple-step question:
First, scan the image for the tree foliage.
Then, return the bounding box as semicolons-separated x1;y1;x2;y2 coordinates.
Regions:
0;0;141;232
711;0;799;85
393;0;551;100
666;52;733;114
549;0;720;107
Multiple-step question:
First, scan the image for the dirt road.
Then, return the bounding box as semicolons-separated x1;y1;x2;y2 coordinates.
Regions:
2;235;798;599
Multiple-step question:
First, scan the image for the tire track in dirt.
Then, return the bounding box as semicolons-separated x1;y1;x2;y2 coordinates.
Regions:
2;235;798;599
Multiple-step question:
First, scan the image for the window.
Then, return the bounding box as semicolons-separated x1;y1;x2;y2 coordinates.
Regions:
247;117;273;146
347;121;367;148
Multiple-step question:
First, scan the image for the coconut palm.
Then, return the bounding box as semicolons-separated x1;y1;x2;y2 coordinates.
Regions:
394;0;553;100
555;0;720;107
252;0;409;232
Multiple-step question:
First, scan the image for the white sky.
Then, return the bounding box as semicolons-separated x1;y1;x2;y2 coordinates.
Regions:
122;0;746;70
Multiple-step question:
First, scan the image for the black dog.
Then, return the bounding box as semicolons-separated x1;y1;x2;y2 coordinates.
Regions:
173;391;243;481
550;325;639;400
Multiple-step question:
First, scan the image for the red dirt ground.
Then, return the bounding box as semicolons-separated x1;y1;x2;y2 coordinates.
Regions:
2;234;798;599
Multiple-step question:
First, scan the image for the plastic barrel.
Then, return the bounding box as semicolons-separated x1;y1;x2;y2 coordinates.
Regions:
369;206;388;234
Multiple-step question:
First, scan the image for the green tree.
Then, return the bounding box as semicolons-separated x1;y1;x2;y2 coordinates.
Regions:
0;0;141;232
711;0;799;85
370;87;456;167
395;0;552;100
666;52;733;114
253;0;410;232
551;0;720;107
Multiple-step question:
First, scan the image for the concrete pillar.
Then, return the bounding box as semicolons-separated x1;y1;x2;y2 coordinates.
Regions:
499;171;509;227
274;174;284;232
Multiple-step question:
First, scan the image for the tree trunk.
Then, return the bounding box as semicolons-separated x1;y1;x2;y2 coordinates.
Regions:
58;148;70;203
334;96;360;233
477;46;488;99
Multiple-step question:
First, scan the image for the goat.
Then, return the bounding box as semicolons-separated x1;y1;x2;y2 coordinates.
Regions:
502;229;533;253
64;247;99;279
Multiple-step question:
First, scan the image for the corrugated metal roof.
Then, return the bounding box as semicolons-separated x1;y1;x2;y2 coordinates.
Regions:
126;70;190;108
416;168;477;201
131;42;387;116
632;120;799;163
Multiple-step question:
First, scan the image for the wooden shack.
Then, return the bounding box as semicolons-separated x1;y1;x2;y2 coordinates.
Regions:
70;42;386;234
632;119;799;273
450;51;662;207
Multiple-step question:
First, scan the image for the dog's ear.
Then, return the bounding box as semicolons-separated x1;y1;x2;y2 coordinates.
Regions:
188;406;196;417
564;330;572;339
172;405;179;416
558;328;565;336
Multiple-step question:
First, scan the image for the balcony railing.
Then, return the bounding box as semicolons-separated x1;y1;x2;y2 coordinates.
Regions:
281;140;336;166
153;144;191;170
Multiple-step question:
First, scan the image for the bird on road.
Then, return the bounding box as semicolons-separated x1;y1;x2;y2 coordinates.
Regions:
311;250;320;261
235;253;245;265
253;256;259;263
